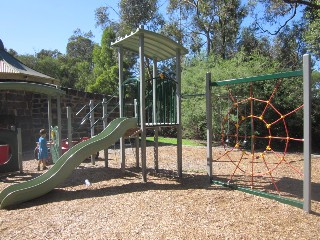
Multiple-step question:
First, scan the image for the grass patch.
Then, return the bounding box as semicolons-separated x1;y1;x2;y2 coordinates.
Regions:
146;137;205;146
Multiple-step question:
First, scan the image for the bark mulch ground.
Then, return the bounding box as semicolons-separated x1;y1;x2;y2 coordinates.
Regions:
1;144;320;239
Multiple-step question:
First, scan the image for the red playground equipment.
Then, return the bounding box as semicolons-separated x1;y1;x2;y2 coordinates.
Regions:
61;137;89;154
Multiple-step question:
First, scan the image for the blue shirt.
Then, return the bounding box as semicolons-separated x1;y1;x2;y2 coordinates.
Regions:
38;136;48;159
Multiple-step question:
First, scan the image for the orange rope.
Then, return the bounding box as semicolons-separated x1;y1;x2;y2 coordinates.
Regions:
215;79;304;192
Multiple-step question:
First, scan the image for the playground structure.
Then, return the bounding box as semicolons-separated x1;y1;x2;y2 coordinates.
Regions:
0;128;22;173
111;26;188;181
51;98;112;165
0;27;313;213
206;54;312;213
0;82;65;173
0;118;137;208
0;26;188;208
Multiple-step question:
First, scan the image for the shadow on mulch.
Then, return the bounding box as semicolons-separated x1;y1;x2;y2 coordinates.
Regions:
7;168;216;210
212;175;320;202
0;172;42;184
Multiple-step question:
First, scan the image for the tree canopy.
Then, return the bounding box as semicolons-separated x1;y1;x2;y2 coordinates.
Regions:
7;0;319;145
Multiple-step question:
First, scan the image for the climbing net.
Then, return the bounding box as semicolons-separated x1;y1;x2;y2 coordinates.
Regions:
216;79;304;194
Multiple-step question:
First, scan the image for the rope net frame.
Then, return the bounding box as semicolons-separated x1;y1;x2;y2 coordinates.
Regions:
215;78;304;195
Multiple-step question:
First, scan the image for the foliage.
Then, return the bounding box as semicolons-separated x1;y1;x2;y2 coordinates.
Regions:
272;23;306;69
119;0;164;31
311;71;320;150
95;6;119;30
66;29;95;62
88;27;119;95
17;53;66;85
167;0;247;57
237;27;272;57
181;51;284;140
146;136;205;146
7;0;320;148
304;8;320;60
62;29;96;89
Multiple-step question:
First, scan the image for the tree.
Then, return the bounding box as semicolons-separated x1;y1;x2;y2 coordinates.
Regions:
95;6;120;32
248;0;319;35
119;0;164;31
36;49;62;59
17;53;64;84
88;27;119;95
303;7;320;59
167;0;247;57
272;23;306;69
246;1;319;62
181;52;282;140
237;27;272;57
66;29;95;62
64;29;96;90
7;49;18;57
283;0;320;9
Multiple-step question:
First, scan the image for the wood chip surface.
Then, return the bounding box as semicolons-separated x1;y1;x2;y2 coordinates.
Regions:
1;145;320;239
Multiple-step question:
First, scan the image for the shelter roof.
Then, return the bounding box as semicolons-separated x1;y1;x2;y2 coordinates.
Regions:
0;39;60;85
0;81;65;97
111;27;188;61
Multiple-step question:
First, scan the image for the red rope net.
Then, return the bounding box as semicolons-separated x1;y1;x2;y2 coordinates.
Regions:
216;80;303;194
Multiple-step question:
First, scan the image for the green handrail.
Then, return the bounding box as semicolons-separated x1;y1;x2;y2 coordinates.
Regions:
122;75;178;125
211;70;303;87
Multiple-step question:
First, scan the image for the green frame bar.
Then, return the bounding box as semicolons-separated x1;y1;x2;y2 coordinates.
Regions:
212;180;303;209
211;70;303;87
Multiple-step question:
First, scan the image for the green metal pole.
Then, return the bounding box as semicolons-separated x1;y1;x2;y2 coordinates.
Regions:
303;54;311;213
118;46;125;172
139;27;147;182
206;72;213;179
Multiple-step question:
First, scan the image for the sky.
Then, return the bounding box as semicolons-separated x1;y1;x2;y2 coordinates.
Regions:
0;1;119;55
0;1;306;57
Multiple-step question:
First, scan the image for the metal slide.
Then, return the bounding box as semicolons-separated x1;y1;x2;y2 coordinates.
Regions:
0;117;137;209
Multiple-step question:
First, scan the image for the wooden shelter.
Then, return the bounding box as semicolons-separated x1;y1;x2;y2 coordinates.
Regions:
0;39;64;155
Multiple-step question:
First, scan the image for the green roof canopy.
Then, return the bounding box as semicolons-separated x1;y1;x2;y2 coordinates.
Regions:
0;81;65;97
111;27;188;61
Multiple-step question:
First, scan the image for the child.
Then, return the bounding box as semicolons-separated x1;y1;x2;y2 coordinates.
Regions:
37;129;48;171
